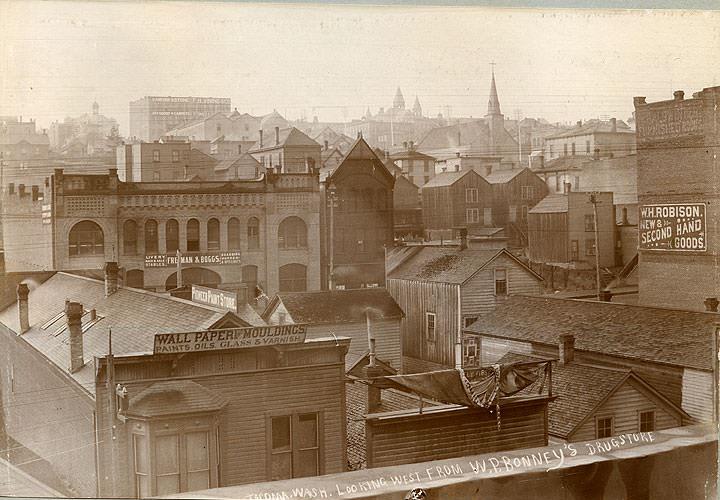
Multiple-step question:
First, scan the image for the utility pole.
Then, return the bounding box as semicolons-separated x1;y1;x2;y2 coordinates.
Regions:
176;248;183;289
327;183;337;290
589;193;601;300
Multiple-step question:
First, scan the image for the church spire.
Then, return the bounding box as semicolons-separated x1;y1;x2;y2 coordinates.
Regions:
393;87;405;110
487;65;501;116
412;95;422;117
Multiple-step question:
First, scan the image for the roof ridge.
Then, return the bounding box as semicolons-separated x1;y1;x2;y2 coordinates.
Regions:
514;293;720;316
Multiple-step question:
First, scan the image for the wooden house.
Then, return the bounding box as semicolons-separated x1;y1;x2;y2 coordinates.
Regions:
320;137;395;290
386;244;543;373
466;295;717;424
527;190;616;268
393;175;423;239
421;169;493;239
0;268;351;498
261;288;404;371
500;351;688;443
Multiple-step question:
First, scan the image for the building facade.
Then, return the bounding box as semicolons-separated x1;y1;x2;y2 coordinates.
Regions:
1;168;322;297
543;118;636;161
634;87;720;311
249;127;321;174
129;96;231;142
389;147;436;187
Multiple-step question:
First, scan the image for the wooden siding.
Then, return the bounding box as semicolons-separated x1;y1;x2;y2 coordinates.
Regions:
528;211;568;264
422;171;492;230
304;320;402;371
570;378;683;442
460;253;543;318
366;400;548;468
387;279;459;370
681;369;714;422
402;355;448;375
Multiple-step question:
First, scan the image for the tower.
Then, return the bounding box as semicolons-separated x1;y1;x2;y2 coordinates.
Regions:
412;96;422;117
393;87;405;110
485;65;505;155
92;101;99;115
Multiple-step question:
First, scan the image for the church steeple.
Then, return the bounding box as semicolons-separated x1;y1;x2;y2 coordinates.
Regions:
487;67;501;116
393;87;405;110
412;96;422;117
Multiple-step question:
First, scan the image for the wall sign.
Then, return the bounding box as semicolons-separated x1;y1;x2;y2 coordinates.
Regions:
153;324;308;354
144;251;242;268
636;100;704;142
639;203;706;251
191;285;238;313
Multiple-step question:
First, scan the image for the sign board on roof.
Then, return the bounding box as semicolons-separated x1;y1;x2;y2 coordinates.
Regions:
639;203;706;252
153;324;308;354
144;252;241;268
191;285;238;313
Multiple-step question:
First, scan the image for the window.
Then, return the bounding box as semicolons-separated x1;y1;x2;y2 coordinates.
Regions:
586;140;591;154
494;268;508;296
153;150;160;162
509;205;517;223
172;150;179;163
585;238;596;256
425;312;436;342
68;220;104;256
483;207;492;226
153;171;161;181
466;208;479;224
521;185;535;200
585;214;596;232
123;220;138;255
228;218;241;251
279;264;307;292
465;188;478;203
207;218;220;251
182;150;190;160
563;144;568;156
639;410;655;432
596;417;613;438
521;205;528;221
247;217;260;249
269;412;321;480
278;216;307;249
145;220;158;254
186;219;200;252
133;434;150;498
571;142;576;155
574;176;581;190
464;316;478;328
463;336;479;368
166;219;179;253
155;435;180;495
571;240;579;261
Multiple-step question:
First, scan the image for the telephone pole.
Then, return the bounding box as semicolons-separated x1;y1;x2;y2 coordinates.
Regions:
589;193;601;300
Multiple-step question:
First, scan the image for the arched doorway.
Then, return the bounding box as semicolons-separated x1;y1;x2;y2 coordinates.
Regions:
165;267;222;291
125;269;145;289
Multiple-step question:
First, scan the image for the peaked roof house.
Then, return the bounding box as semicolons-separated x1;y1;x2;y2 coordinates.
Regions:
248;126;321;173
386;244;543;373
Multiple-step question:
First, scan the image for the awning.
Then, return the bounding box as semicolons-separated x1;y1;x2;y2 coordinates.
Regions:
126;380;227;418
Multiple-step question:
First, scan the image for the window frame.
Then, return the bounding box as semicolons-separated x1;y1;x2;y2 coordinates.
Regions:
265;409;324;481
247;217;260;250
585;238;596;256
152;150;160;162
68;220;104;257
596;416;614;439
123;219;138;256
638;410;656;432
465;188;478;203
425;312;436;342
584;214;596;232
494;268;508;296
207;218;220;251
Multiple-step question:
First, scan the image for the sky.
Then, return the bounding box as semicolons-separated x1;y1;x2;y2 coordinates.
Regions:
1;1;718;135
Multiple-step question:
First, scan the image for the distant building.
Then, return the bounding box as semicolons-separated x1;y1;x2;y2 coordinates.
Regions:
634;87;720;312
116;140;218;182
166;108;291;144
0;271;350;497
389;147;436;187
1;167;322;297
0;116;50;185
129;96;231;142
249;127;321;173
321;137;395;290
386;244;543;373
543;118;636;162
528;190;616;268
392;175;423;239
49;102;120;157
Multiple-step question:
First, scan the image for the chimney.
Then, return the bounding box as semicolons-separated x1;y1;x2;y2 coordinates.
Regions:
66;301;84;373
259;129;263;148
577;120;582;128
599;289;613;302
275;126;280;145
704;297;719;313
365;364;383;413
673;90;685;101
558;334;574;366
563;182;571;194
104;262;119;296
455;164;460;172
458;227;468;250
18;184;25;197
324;140;329;151
31;185;39;201
409;141;414;150
16;283;29;334
539;154;545;169
456;152;460;158
403;141;408;149
593;147;600;160
457;131;461;146
610;118;617;133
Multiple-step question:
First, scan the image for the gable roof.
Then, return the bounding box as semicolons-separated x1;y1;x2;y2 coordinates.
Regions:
528;193;568;214
0;273;264;396
262;288;404;324
249;127;319;152
483;168;529;184
498;352;688;439
467;295;717;371
417;120;491;150
422;168;476;188
213;153;261;172
388;247;542;285
389;150;436;161
324;136;395;183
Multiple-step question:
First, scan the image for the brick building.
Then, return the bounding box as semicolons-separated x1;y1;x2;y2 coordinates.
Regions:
1;167;321;297
543;118;636;161
116;140;218;182
633;87;720;311
129;96;231;142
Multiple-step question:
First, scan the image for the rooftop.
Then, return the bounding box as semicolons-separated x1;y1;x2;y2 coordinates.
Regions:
545;119;634;140
466;295;717;371
528;194;568;213
422;169;478;188
249;127;319;152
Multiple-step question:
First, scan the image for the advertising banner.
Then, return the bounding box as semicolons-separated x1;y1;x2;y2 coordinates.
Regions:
639;203;706;251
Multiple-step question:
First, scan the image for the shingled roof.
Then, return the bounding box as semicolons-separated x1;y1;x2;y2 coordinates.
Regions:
467;296;717;371
262;288;404;325
528;194;568;214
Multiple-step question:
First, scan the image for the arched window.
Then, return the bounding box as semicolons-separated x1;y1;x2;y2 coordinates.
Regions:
228;218;241;251
279;264;307;292
278;217;307;249
145;219;158;254
166;219;179;253
68;220;104;256
207;218;220;251
123;220;138;255
125;269;144;289
247;217;260;250
164;268;221;291
187;219;200;252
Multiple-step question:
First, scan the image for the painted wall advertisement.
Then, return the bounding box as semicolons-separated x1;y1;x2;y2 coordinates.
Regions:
639;203;706;251
144;251;242;268
153;324;308;354
191;285;238;313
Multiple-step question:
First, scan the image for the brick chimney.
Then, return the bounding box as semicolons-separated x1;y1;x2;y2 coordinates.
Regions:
563;182;571;194
66;301;84;373
105;262;119;296
559;334;574;366
599;289;613;302
458;227;468;250
610;118;617;133
364;365;384;413
673;90;685;101
16;283;29;334
275;126;280;145
704;297;719;313
593;147;600;160
259;129;263;148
